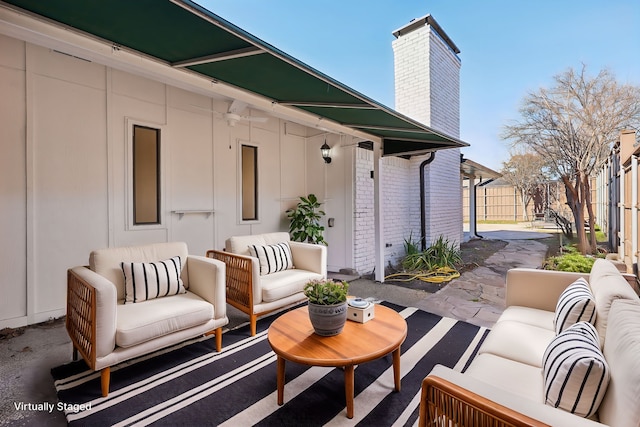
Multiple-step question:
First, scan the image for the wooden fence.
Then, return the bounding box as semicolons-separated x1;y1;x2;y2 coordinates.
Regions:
462;180;568;222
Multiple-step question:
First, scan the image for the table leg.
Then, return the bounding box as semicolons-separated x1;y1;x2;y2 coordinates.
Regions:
277;356;285;405
344;365;355;419
393;347;401;392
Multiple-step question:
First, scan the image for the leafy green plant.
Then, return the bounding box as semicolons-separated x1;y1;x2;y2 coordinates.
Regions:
543;245;605;273
304;279;349;305
286;194;327;245
401;234;461;271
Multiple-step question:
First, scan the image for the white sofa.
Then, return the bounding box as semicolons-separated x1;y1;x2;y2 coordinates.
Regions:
207;232;326;335
420;259;640;426
66;242;228;397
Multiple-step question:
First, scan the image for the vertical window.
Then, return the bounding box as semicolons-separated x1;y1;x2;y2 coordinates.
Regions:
241;144;258;221
133;125;161;225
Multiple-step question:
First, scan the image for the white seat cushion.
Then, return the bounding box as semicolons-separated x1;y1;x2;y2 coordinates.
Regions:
260;269;323;302
478;320;555;367
589;258;639;345
498;306;555;331
115;291;213;348
598;300;640;427
465;353;544;402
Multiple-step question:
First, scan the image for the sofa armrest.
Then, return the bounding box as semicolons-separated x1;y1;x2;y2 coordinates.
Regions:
289;241;327;277
505;268;589;311
186;255;227;320
67;267;117;366
421;365;602;427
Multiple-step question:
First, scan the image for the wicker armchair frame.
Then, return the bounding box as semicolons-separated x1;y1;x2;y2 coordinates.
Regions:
419;375;549;427
66;269;111;396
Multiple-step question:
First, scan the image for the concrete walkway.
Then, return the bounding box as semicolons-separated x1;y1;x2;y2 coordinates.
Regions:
348;223;556;328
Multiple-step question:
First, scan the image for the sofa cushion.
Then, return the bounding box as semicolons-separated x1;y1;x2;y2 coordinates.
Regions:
598;300;640;427
248;242;294;275
589;258;639;345
226;232;291;256
90;242;189;301
115;291;213;348
497;306;554;331
478;320;555;367
554;277;596;334
260;269;323;302
464;353;544;401
121;256;186;303
542;321;609;418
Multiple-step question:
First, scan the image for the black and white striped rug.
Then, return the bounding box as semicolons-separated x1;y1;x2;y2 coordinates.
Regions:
52;302;489;426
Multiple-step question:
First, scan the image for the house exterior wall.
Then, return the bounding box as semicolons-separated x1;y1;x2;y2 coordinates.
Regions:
0;32;354;328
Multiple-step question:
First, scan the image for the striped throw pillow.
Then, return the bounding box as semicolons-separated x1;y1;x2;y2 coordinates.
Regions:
543;321;610;418
121;256;186;303
554;277;596;334
248;242;294;275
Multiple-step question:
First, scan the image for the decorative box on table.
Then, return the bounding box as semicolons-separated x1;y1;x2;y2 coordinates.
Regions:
347;298;375;323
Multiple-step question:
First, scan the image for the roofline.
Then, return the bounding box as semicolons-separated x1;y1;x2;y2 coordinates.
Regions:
392;14;460;55
172;1;467;147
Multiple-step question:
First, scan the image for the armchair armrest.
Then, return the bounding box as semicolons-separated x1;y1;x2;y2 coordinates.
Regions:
186;255;227;321
505;268;589;311
206;250;260;309
289;241;327;277
67;267;117;367
420;365;601;427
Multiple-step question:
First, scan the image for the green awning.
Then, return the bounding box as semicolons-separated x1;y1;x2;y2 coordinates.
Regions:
3;0;468;156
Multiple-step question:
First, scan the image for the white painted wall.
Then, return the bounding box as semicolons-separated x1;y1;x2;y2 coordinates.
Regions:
0;33;356;328
0;35;27;326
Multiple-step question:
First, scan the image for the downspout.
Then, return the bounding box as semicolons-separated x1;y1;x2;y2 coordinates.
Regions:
420;152;436;251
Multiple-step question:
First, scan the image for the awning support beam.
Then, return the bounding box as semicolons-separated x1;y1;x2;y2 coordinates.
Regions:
172;46;264;67
278;101;377;109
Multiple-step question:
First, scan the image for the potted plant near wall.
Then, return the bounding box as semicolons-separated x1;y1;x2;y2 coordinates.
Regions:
286;194;327;245
304;279;349;336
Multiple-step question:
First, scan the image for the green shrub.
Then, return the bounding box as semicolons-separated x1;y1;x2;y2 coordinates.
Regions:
543;243;608;273
402;235;461;271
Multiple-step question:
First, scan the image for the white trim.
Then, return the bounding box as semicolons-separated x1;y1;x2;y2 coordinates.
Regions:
373;142;385;282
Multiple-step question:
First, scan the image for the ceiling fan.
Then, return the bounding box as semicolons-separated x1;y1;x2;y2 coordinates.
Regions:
224;100;268;127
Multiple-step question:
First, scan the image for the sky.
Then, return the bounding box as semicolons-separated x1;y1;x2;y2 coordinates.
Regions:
199;1;640;171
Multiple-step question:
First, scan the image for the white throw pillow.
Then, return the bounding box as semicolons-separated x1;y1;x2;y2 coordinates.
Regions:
543;321;610;418
121;256;186;303
554;277;596;334
248;242;294;275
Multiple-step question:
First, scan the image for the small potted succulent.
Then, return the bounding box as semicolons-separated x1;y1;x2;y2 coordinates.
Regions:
304;279;349;336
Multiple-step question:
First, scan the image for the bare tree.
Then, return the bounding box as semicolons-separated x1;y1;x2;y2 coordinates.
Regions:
501;151;549;221
503;65;640;254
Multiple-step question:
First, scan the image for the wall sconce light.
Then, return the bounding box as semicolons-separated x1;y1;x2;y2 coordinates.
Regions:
321;140;332;164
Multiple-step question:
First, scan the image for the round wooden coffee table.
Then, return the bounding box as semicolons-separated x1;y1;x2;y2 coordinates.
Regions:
267;304;407;419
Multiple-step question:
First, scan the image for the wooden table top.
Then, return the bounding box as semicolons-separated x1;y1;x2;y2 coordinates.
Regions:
268;304;407;367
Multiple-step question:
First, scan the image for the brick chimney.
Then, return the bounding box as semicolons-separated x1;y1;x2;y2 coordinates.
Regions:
392;14;463;245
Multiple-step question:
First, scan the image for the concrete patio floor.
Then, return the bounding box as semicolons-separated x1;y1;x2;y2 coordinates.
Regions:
0;222;557;426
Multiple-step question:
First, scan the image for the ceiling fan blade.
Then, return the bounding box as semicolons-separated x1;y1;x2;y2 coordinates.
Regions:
228;99;248;114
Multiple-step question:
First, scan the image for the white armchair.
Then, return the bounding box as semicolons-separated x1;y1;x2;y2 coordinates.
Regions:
66;242;228;397
207;232;326;335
